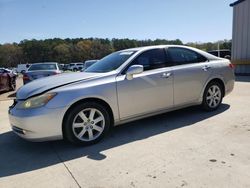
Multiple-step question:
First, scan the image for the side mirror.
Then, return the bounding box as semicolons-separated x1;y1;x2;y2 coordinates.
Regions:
126;65;143;80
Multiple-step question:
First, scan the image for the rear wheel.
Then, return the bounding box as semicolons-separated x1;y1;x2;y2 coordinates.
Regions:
63;102;111;145
202;81;223;111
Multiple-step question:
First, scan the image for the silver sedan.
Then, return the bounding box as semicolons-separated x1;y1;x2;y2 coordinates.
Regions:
9;45;235;145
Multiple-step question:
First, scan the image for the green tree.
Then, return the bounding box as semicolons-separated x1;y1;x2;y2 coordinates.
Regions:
0;44;23;67
53;43;71;64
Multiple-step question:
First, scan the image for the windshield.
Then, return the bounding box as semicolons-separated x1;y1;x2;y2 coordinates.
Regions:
85;51;136;73
28;64;57;71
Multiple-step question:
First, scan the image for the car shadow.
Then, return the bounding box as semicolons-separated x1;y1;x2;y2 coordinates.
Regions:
0;91;16;101
0;104;230;177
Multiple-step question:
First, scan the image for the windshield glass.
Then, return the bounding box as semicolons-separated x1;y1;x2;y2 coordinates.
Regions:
85;51;136;73
28;64;57;71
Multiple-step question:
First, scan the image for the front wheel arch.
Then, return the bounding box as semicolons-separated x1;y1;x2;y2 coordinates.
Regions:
62;98;114;139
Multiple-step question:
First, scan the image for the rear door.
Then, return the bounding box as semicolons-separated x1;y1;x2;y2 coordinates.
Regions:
166;47;212;106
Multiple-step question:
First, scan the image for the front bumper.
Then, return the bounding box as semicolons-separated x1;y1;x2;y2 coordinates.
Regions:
8;102;66;141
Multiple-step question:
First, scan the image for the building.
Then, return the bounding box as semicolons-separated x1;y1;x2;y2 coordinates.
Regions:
230;0;250;75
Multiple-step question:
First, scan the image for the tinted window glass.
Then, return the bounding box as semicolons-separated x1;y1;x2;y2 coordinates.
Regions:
168;47;207;65
28;64;57;71
131;49;167;71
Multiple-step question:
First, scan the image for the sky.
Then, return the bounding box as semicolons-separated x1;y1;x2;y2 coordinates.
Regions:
0;0;235;44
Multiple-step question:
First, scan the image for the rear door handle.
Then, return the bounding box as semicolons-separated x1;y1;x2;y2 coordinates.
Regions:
162;72;172;78
202;65;211;71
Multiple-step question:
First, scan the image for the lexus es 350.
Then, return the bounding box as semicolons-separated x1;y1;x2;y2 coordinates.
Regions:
9;45;235;145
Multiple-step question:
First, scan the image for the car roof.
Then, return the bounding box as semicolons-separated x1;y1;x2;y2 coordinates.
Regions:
120;45;220;60
120;45;206;52
85;60;98;63
31;62;58;65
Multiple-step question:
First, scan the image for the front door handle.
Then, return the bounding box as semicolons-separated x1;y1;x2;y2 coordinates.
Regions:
162;72;172;78
202;65;211;71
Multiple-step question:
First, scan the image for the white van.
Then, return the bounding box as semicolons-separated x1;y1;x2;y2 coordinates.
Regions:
17;64;30;73
69;62;84;71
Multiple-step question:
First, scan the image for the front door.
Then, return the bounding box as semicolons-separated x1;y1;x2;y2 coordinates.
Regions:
116;48;174;120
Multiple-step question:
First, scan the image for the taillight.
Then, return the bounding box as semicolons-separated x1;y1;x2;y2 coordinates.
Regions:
23;74;29;80
229;63;235;69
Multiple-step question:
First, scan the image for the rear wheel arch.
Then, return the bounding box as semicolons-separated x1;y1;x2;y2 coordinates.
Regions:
206;78;225;97
62;97;114;138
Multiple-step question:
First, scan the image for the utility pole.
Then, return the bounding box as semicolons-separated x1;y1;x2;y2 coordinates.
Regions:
218;42;220;57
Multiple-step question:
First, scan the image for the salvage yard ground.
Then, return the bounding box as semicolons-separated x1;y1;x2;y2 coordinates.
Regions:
0;77;250;188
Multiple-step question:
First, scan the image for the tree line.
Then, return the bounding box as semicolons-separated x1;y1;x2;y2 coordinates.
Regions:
0;38;231;67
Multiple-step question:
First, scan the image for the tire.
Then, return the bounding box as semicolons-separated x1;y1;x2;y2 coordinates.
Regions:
73;68;78;72
202;81;223;111
63;102;111;145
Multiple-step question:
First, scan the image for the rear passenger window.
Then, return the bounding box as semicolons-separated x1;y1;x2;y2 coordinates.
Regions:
167;47;207;65
131;49;167;71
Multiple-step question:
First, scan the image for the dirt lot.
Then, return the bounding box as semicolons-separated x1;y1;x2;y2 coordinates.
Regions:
0;77;250;188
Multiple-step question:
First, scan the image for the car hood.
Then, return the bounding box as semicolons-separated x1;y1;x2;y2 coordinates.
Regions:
17;72;106;100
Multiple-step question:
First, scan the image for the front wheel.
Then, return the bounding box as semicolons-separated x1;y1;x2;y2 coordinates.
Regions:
202;82;223;111
63;102;111;145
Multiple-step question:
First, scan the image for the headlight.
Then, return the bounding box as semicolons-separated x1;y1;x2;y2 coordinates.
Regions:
17;93;57;109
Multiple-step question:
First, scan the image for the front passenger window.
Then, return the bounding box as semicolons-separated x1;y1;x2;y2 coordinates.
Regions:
131;49;167;71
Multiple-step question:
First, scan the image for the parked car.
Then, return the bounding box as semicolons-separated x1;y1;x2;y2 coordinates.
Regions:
61;64;70;71
17;64;30;73
59;64;65;70
22;62;62;84
0;68;17;92
208;49;231;59
9;45;235;145
81;60;98;71
69;62;84;71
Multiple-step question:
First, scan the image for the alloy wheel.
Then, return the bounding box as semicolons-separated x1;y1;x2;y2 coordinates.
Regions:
206;85;222;108
72;108;105;141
